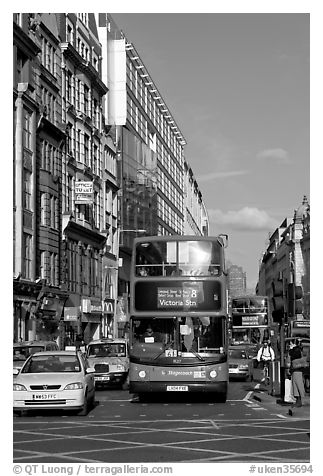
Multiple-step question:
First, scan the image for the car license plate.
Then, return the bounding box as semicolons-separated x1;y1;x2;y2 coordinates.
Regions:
95;376;110;381
166;385;188;391
32;394;57;400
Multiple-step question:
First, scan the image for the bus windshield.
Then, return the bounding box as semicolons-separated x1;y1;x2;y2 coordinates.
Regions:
135;239;223;277
131;316;226;358
231;296;268;314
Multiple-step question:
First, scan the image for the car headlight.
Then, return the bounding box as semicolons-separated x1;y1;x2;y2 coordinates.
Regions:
138;370;146;378
209;370;217;378
238;365;249;369
116;365;125;371
13;383;27;391
64;382;84;390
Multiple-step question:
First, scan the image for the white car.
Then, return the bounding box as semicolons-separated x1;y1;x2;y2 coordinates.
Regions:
86;338;129;389
13;350;95;416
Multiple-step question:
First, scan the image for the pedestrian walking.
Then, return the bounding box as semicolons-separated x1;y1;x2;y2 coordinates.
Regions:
288;340;306;407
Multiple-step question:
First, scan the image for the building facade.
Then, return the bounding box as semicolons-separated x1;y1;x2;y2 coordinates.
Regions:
13;13;115;345
13;12;209;344
227;263;247;299
257;196;310;336
97;14;209;335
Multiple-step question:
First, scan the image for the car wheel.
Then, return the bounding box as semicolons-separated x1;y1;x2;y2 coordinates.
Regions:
78;392;89;416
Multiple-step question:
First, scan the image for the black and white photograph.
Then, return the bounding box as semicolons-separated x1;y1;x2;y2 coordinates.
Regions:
9;2;318;474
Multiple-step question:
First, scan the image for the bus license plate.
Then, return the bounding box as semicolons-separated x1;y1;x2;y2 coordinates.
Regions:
166;386;188;391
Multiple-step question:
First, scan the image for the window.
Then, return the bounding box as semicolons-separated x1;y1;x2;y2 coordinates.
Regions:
40;193;47;225
66;23;74;43
84;134;90;166
78;13;89;27
66;70;73;103
23;233;32;279
41;36;55;76
49;252;57;285
76;129;81;161
67;175;73;212
40;251;46;280
23;110;32;150
48;196;59;230
93;144;98;175
84;85;89;116
23;169;32;210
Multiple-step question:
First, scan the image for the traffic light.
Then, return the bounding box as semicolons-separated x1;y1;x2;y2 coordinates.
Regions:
272;280;285;323
287;283;303;317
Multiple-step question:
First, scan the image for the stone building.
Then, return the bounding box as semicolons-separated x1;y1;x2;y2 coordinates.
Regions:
227;263;247;299
257;196;310;336
13;12;209;344
13;14;113;345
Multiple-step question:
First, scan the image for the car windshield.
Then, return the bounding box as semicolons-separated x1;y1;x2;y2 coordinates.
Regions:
21;355;81;373
228;349;248;359
13;346;44;361
87;343;126;357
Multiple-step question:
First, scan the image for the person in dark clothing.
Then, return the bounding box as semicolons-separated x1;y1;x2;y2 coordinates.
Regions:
288;340;306;407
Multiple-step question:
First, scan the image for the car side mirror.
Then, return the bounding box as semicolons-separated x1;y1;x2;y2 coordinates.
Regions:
13;368;20;375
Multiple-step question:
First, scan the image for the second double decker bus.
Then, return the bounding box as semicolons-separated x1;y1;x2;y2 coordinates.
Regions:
129;235;229;402
230;295;270;346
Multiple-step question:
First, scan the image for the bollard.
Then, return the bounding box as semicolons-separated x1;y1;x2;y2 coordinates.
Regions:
269;360;281;396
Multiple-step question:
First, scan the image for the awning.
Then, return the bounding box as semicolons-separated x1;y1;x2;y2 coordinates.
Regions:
81;313;102;324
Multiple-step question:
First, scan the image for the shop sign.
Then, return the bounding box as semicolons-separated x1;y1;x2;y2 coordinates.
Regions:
82;298;102;314
102;299;114;315
75;181;94;205
64;307;80;322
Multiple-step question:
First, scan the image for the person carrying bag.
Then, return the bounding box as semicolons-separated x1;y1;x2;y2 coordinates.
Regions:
288;340;306;407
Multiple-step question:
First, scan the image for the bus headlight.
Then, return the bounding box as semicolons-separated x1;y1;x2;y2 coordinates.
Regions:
139;370;146;378
209;370;217;379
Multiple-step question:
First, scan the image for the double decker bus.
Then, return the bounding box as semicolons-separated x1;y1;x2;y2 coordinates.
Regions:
129;235;229;402
230;295;270;347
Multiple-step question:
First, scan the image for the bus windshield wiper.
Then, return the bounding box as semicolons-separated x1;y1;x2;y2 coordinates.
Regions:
154;341;174;360
189;348;205;361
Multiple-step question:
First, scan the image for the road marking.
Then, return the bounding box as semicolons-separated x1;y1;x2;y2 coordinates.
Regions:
209;420;220;429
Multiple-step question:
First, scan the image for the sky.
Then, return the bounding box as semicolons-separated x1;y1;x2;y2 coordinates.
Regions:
109;10;310;289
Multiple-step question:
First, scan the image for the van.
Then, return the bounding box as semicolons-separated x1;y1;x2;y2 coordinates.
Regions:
13;340;59;370
86;338;129;389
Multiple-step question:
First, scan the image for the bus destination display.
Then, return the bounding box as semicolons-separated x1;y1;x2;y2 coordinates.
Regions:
134;281;222;312
157;286;202;309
